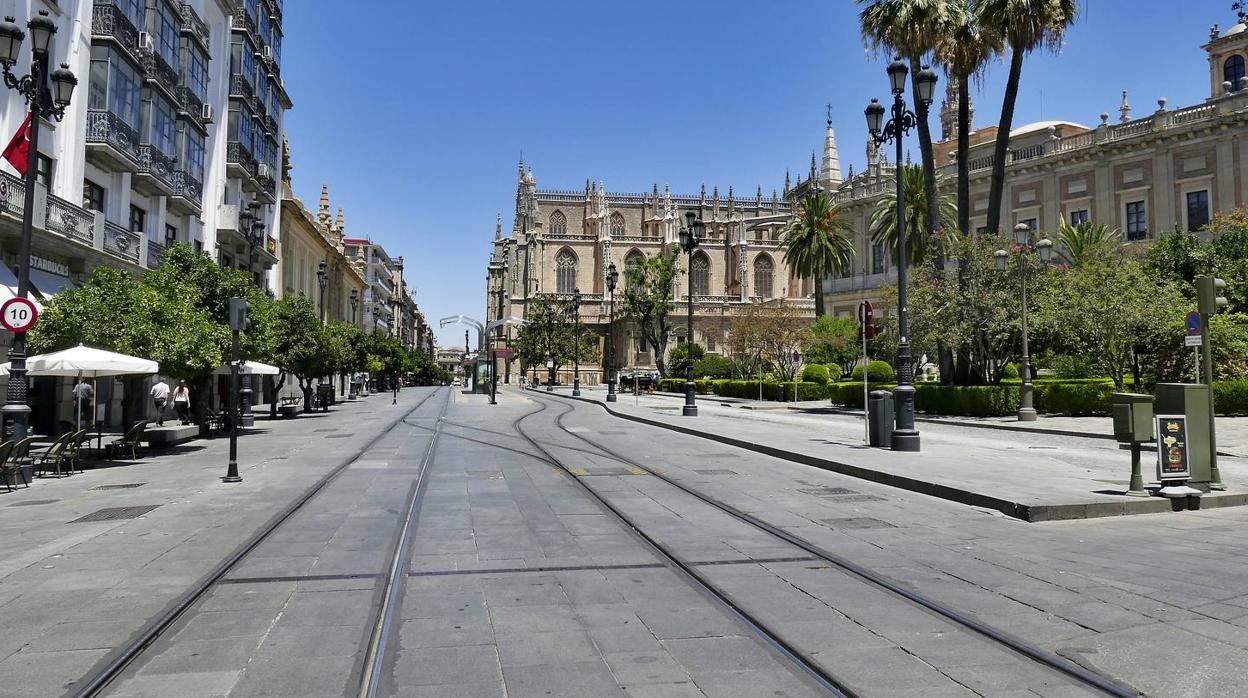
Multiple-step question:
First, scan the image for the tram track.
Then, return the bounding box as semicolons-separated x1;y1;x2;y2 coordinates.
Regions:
516;389;1141;698
70;386;449;698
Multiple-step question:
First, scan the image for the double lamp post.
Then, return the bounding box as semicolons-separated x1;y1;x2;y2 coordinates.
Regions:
678;211;704;417
0;12;77;440
995;223;1053;421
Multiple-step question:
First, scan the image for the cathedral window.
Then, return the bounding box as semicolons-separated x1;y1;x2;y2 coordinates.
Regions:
549;210;567;236
624;250;644;290
690;253;710;297
609;212;625;237
556;249;577;294
753;255;774;299
1226;55;1246;91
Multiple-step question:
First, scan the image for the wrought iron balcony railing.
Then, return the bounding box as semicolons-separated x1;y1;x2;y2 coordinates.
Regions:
146;238;167;268
104;221;141;264
226;140;258;177
86;110;141;167
137;144;178;191
177;85;206;127
180;3;210;49
0;171;24;218
91;2;141;63
229;73;254;102
141;50;180;99
171;170;203;205
46;195;96;246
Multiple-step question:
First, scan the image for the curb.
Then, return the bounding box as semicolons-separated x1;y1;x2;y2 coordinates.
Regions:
532;389;1248;523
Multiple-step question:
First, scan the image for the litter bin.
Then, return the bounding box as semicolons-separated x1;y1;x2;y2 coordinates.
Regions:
868;390;893;448
316;384;334;413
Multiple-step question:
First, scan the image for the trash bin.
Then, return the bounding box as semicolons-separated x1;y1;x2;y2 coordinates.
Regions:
316;384;334;413
868;390;893;448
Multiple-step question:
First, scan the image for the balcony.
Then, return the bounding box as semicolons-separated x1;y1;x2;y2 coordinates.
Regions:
104;221;141;265
254;163;277;202
140;50;179;100
180;4;210;51
229;73;254;103
169;170;203;215
91;2;142;64
146;238;167;268
231;5;256;36
46;195;96;247
176;86;208;131
0;172;24;219
226;140;258;181
135;144;178;196
85;110;141;171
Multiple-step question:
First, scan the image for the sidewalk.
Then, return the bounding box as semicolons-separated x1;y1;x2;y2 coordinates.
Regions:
536;386;1248;522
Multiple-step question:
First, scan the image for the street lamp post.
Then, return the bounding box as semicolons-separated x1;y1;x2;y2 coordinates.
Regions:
606;262;619;403
545;305;554;392
350;288;358;325
572;289;582;397
236;203;262;429
316;261;329;410
0;12;76;441
995;224;1053;422
865;58;937;452
678;211;704;417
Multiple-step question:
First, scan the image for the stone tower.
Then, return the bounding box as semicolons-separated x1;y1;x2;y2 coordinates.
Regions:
819;106;842;189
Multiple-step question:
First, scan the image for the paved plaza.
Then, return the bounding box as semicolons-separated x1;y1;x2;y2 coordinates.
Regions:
0;386;1247;696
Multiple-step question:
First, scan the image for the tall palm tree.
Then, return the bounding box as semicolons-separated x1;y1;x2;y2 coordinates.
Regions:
978;0;1079;236
780;192;856;317
869;164;957;268
1055;220;1119;266
933;1;997;237
858;0;959;242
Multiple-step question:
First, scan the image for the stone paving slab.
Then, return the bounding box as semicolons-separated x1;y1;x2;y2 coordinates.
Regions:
550;386;1248;521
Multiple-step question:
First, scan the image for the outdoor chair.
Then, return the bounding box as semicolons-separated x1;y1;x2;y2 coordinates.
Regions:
110;422;147;460
36;433;72;478
66;429;91;474
0;441;22;492
11;437;34;471
205;408;226;433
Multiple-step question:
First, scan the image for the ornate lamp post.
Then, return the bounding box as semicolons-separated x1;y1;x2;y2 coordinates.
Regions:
0;12;76;440
865;58;937;452
572;288;582;396
544;304;555;392
350;288;358;325
606;262;619;403
678;211;704;417
995;224;1053;422
236;203;263;428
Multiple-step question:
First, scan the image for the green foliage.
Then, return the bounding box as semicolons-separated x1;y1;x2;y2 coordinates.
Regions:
1144;229;1214;300
1214;379;1248;416
1000;362;1020;380
806;316;861;376
913;384;1021;417
780;193;855;316
801;363;831;384
667;342;704;378
1048;354;1098;379
1055;220;1121;266
1149;313;1248;383
850;360;896;383
269;295;328;392
824;363;844;381
869;164;957;267
622;250;680;376
1035;381;1114;416
513;294;601;378
693;354;734;379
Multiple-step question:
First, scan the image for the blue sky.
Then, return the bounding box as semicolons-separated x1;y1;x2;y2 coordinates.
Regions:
280;0;1235;348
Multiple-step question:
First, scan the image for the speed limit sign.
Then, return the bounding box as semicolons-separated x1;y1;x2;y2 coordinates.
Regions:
0;297;38;332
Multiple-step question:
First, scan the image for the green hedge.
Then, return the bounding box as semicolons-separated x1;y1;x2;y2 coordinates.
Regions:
850;360;895;383
802;364;831;384
1215;379;1248;416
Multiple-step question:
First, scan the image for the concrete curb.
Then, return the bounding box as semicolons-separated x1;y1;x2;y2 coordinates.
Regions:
533;389;1248;523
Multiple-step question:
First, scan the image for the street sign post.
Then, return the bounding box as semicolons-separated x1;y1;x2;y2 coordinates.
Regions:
0;297;38;333
1186;309;1204;381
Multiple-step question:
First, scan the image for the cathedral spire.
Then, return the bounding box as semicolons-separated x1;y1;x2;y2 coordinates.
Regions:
809;151;818;184
335;208;345;235
495;212;502;240
318;183;331;227
784;169;791;194
819;106;842;189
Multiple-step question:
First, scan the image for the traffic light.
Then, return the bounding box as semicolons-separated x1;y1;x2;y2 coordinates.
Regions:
229;297;251;331
1196;276;1227;317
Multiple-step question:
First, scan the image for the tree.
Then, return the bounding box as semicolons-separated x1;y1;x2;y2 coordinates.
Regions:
667;342;704;379
270;295;328;410
1034;257;1186;389
978;0;1079;236
869;164;957;268
1149;313;1248;383
858;0;959;242
1144;229;1213;300
622;249;680;376
806;316;862;377
512;295;601;382
1055;220;1121;266
779;192;856;317
731;302;810;382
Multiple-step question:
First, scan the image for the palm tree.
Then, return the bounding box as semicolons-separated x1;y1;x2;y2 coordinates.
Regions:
978;0;1079;236
933;1;997;237
858;0;959;242
779;192;856;317
1055;220;1119;266
869;164;957;268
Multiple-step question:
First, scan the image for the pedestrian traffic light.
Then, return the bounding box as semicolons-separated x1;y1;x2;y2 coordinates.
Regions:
229;297;251;331
1196;276;1227;317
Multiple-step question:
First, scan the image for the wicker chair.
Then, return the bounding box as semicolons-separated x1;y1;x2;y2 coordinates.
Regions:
36;433;72;478
66;429;91;474
110;422;147;460
0;441;20;492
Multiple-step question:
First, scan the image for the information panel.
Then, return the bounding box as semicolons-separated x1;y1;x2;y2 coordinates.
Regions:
1155;414;1192;481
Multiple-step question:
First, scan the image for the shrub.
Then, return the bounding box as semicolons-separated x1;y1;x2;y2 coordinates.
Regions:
694;354;734;379
850;360;896;383
802;364;831;384
1050;354;1098;380
667;342;705;378
913;385;1020;417
1214;379;1248;416
827;381;893;409
1035;381;1115;416
1001;363;1020;380
824;363;843;382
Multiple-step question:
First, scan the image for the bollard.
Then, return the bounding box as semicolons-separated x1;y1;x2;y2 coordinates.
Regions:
868;390;893;448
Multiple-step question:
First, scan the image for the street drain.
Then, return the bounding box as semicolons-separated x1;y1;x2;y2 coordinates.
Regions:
68;505;161;523
799;487;859;497
695;469;737;476
10;499;58;506
325;434;355;439
824;494;886;503
91;483;147;491
822;517;896;530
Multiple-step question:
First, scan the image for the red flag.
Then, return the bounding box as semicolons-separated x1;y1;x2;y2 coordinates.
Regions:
2;114;31;177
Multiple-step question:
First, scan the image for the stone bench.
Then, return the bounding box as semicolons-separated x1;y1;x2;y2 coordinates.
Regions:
144;425;199;448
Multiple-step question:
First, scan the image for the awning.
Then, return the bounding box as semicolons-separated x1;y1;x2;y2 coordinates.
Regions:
0;344;159;377
214;360;282;376
0;261;42;310
28;267;76;300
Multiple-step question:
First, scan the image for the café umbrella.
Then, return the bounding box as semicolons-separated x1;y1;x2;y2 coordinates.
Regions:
0;344;160;431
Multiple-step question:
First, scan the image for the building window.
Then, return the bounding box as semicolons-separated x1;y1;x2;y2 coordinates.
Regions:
185;129;205;178
1019;218;1037;231
153;0;180;70
609;212;625;236
149;96;176;156
1187;190;1210;231
89;51;141;129
185;47;209;101
116;0;142;28
690;253;710;296
1225;55;1246;91
129;205;146;235
194;239;203;253
975;225;990;234
1125;201;1147;241
1069;209;1089;225
36;155;52;188
753;255;773;299
165;224;177;245
871;241;885;275
83;180;104;212
555;249;577;294
549;210;567;236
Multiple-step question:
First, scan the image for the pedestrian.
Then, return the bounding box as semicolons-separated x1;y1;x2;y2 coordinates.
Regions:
150;377;170;427
72;379;93;426
173;380;191;425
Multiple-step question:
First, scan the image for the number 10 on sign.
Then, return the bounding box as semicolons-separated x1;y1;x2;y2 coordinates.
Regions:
0;297;38;333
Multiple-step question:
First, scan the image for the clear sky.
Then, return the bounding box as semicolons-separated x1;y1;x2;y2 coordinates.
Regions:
280;0;1236;348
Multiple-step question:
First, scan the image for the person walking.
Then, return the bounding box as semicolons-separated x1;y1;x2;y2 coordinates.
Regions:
72;379;94;427
150;377;170;427
173;380;191;426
